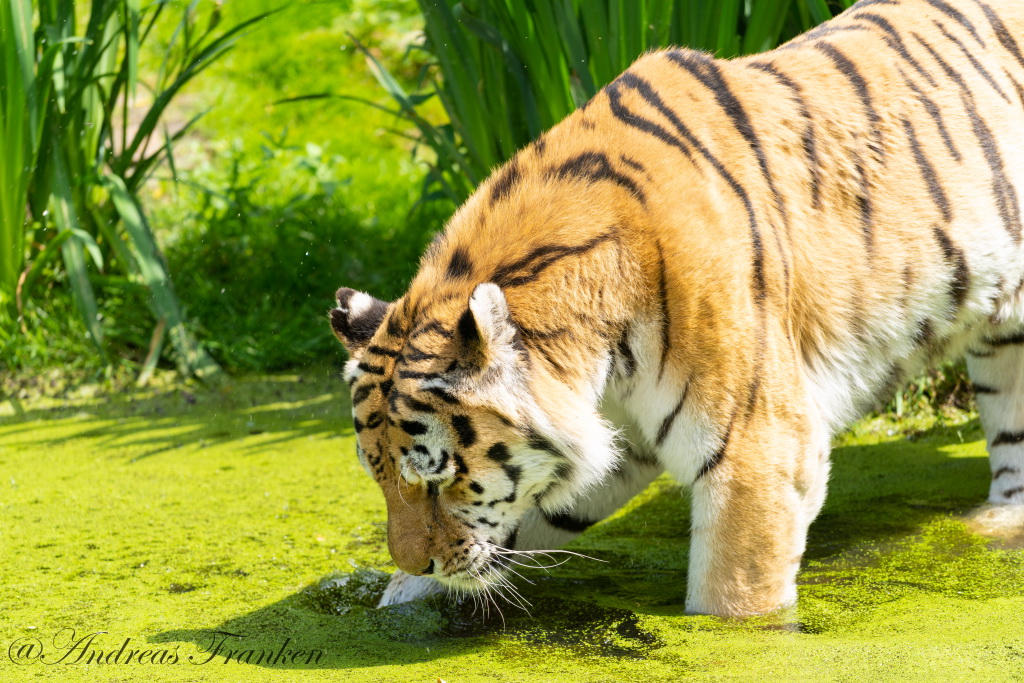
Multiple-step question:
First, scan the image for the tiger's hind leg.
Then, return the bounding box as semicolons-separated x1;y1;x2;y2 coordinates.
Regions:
968;330;1024;505
965;329;1024;541
377;448;663;607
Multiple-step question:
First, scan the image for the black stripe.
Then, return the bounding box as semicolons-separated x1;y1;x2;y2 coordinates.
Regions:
993;431;1024;446
410;320;453;339
696;419;732;481
930;225;970;311
986;331;1024;346
356;361;386;375
655;384;690;446
899;69;962;161
606;72;766;306
903;118;952;222
453;452;469;475
502;463;522;484
934;20;1010;102
913;319;935;346
527;430;563;458
451;414;477;448
1008;71;1024;106
550;151;647;205
604;76;694;161
969;0;1024;74
385;309;405;339
489;161;521;207
968;347;996;357
543;511;595;534
656;241;671;382
617;325;636;378
1004;486;1024;499
856;12;939;88
351;384;373;406
747;61;823;209
923;0;985;46
619;154;645;172
401;341;440;362
489;232;610;290
423;386;459;403
399;419;427;436
367;344;400;358
972;383;998;394
993;466;1019;479
787;23;872;47
534;134;547;156
813;42;884;160
398;369;441;380
853;153;874;252
491;231;616;288
486;443;511;462
400;394;437;413
745;373;762;419
446;248;474;279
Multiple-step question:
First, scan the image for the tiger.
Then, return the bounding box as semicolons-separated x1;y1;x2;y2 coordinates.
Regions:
329;0;1024;617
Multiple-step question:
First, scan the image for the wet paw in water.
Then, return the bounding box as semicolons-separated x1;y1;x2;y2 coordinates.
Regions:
963;504;1024;548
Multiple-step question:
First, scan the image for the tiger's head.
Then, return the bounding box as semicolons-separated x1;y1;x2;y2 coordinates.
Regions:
329;273;620;594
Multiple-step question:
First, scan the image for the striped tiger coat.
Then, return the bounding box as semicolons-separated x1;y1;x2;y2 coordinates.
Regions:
330;0;1024;617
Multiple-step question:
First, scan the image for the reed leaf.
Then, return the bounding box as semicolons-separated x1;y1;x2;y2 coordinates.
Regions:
362;0;848;205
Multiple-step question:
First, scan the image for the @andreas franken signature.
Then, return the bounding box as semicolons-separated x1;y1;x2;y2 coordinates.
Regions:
7;629;329;666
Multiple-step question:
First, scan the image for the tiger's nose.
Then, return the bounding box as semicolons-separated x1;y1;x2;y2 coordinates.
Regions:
385;540;432;577
386;509;437;575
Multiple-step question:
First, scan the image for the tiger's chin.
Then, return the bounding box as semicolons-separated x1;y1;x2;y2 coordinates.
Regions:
376;568;505;607
377;570;446;607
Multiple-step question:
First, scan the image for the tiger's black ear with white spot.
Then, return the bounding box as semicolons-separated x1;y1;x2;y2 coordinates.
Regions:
329;287;389;356
458;283;520;369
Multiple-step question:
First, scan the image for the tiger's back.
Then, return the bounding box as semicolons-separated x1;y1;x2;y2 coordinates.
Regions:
331;0;1024;617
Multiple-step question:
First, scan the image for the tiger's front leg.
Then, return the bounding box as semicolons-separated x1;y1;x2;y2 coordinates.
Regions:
684;399;830;616
377;450;662;607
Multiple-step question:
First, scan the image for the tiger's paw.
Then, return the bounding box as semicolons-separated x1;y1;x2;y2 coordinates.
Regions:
377;570;446;607
964;503;1024;548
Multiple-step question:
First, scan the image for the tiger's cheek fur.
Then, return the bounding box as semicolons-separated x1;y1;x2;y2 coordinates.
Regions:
334;0;1024;616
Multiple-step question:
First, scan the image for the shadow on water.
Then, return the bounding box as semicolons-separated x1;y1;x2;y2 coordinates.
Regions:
150;569;664;670
147;416;1007;669
0;371;354;461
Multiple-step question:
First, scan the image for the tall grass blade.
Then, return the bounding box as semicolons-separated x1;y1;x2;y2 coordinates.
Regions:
102;174;219;379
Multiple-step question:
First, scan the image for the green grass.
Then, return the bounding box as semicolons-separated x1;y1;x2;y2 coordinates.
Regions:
2;376;1023;681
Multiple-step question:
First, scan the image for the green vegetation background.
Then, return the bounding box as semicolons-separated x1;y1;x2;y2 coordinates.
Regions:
6;0;448;379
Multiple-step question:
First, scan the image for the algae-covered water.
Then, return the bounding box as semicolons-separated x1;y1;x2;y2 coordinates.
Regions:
2;372;1023;682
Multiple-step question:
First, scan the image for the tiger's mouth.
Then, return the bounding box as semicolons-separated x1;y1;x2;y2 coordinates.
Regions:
433;555;515;595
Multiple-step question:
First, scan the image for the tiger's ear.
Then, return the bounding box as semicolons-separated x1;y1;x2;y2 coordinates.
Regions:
329;287;389;357
458;283;520;369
